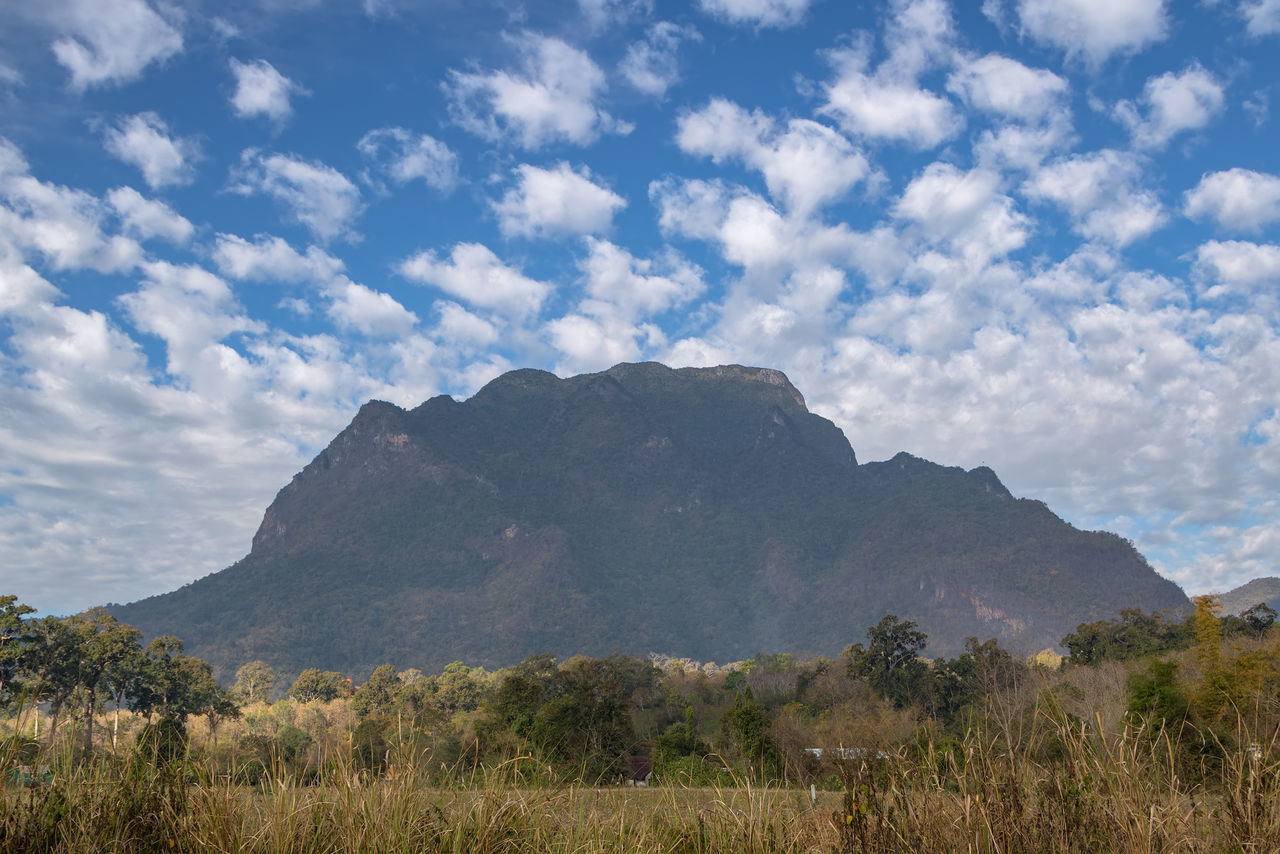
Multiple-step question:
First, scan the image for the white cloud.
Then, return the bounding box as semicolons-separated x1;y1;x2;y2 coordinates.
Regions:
212;233;344;284
1184;168;1280;231
697;0;814;28
973;112;1075;171
620;22;700;98
49;0;182;90
444;32;627;149
678;98;872;214
1192;240;1280;298
820;49;962;149
356;127;459;192
398;242;551;316
894;163;1031;264
946;53;1068;122
118;260;260;379
0;64;22;87
106;186;194;244
229;58;306;125
434;301;498;349
577;0;653;31
1015;0;1168;65
0;138;141;273
1022;150;1165;246
1114;64;1225;149
577;237;704;319
326;280;418;337
492;162;626;239
1242;0;1280;35
229;150;363;242
103;113;200;190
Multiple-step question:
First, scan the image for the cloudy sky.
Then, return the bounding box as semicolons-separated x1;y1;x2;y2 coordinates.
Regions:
1;0;1277;616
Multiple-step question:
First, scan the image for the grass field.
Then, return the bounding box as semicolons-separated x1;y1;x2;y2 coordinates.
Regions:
5;716;1280;853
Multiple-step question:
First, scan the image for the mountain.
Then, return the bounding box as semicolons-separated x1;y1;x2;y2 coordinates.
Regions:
108;362;1189;681
1217;577;1280;616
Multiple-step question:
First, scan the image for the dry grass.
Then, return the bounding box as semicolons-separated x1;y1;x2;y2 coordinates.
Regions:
5;706;1280;852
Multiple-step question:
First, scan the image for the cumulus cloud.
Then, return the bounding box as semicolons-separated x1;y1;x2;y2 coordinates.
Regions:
356;127;459;192
49;0;182;90
212;232;344;284
677;98;872;215
1184;168;1280;231
1242;0;1280;36
945;53;1068;122
326;280;418;337
577;237;704;319
697;0;814;28
398;242;551;316
620;22;700;98
820;47;962;149
0;139;141;273
229;59;306;125
1022;150;1165;246
229;150;364;242
105;186;194;244
492;162;626;239
894;163;1031;264
444;32;627;149
1192;240;1280;298
103;113;200;189
1114;64;1225;149
118;260;260;379
1014;0;1168;65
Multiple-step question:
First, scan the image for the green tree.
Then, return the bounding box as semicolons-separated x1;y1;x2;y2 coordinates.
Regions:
289;668;348;702
654;707;710;778
353;664;400;718
845;614;929;708
530;657;635;782
66;608;144;754
0;596;35;707
718;688;781;780
232;660;276;705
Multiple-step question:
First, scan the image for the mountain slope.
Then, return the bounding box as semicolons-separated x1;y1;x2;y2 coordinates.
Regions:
109;362;1189;680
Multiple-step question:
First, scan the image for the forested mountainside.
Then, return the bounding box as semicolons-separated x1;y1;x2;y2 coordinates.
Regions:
108;362;1189;681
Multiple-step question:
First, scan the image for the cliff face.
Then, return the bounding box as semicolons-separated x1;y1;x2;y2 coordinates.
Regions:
108;362;1189;680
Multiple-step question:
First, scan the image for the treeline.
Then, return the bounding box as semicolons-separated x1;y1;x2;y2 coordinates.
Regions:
3;593;1278;788
0;596;236;760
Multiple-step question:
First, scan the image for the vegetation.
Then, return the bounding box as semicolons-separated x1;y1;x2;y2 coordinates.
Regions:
4;593;1280;849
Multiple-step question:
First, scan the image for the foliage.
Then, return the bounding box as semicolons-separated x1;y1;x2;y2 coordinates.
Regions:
232;660;276;705
288;669;349;702
845;615;929;708
1062;608;1193;666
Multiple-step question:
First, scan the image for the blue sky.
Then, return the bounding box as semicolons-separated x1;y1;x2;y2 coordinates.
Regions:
1;0;1278;617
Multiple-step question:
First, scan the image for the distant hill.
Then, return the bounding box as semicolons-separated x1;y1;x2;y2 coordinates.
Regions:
1217;577;1280;616
108;362;1190;682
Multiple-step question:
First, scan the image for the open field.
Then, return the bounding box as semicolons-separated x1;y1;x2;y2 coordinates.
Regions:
5;719;1280;854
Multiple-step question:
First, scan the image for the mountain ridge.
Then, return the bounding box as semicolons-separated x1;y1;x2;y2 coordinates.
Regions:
108;361;1190;681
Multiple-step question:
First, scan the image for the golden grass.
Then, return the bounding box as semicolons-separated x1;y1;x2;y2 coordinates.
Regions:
5;708;1280;852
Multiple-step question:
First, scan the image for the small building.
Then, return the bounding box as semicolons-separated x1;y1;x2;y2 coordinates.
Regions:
626;755;653;786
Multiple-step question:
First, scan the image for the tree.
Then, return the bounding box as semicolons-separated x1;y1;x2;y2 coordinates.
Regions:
232;661;276;705
0;596;35;707
289;668;348;702
65;608;144;754
719;688;781;780
845;615;929;708
353;664;400;718
530;658;634;782
1241;603;1276;640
